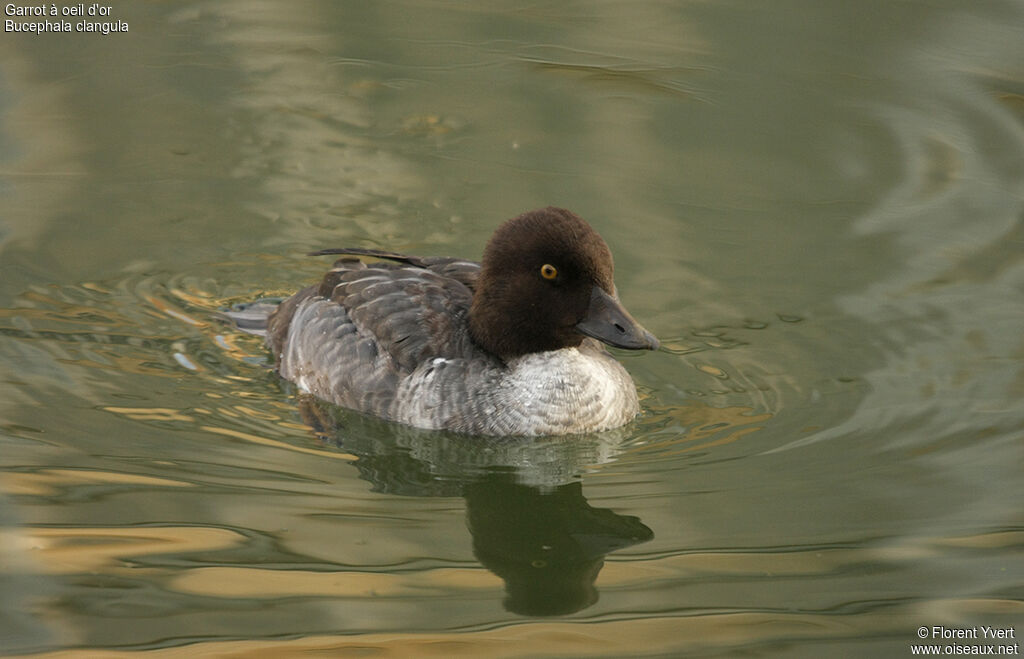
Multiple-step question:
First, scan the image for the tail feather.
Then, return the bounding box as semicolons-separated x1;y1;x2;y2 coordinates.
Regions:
308;247;429;267
215;299;283;337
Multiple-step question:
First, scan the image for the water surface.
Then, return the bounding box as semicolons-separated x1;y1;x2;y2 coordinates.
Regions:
1;1;1022;656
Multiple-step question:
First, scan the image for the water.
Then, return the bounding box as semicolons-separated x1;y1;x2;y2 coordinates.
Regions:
2;1;1022;656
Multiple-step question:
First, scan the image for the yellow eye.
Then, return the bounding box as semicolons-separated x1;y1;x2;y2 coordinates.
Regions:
540;264;558;280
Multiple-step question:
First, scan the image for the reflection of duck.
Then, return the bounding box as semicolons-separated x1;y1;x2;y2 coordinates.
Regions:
253;208;658;435
465;474;652;616
299;398;653;616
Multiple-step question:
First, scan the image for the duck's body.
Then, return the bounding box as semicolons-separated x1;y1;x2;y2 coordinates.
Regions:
265;207;658;436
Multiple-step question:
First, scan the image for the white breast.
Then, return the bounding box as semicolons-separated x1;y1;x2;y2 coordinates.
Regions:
394;347;640;435
501;348;640;434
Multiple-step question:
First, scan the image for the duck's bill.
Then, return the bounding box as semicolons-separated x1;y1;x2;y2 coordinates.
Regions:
576;286;659;351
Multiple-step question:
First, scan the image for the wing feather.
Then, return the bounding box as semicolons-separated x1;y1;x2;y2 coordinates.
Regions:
266;251;485;417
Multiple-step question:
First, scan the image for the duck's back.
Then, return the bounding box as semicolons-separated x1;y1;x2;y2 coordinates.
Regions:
266;252;493;420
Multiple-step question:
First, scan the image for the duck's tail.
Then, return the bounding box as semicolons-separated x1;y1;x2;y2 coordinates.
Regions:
215;298;283;337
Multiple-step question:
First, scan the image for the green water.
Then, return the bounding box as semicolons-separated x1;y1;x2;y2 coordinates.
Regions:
1;1;1022;656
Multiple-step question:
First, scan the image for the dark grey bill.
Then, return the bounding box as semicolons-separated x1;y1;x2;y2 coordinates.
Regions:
575;286;659;350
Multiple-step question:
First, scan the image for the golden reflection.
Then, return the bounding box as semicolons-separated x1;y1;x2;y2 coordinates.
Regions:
100;403;360;463
17;606;946;658
61;352;179;378
996;92;1024;115
278;420;318;432
200;425;357;461
917;598;1024;620
696;364;728;378
0;468;192;497
0;290;131;327
79;282;111;294
7;526;245;574
211;331;253;360
659;338;705;355
873;531;1024;561
232;404;279;420
934;530;1024;549
168;286;217;309
144;294;205;327
171;565;501;598
598;547;862;584
102;407;193;422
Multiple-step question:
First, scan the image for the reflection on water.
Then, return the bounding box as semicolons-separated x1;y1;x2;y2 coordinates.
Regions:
302;399;654;616
2;0;1024;656
467;477;650;616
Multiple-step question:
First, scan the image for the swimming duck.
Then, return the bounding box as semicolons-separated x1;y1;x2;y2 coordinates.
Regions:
265;207;658;435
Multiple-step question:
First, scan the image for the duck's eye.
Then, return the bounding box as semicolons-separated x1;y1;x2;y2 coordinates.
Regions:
540;263;558;280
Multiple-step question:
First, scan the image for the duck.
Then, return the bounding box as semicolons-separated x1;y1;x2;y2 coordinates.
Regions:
264;207;659;436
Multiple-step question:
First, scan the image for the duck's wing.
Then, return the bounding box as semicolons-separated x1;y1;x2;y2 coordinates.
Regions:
266;253;484;414
309;248;481;292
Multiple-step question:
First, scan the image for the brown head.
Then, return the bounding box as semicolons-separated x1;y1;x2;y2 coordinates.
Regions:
468;207;658;360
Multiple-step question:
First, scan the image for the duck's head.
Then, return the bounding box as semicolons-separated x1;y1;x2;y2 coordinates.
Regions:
469;207;659;360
